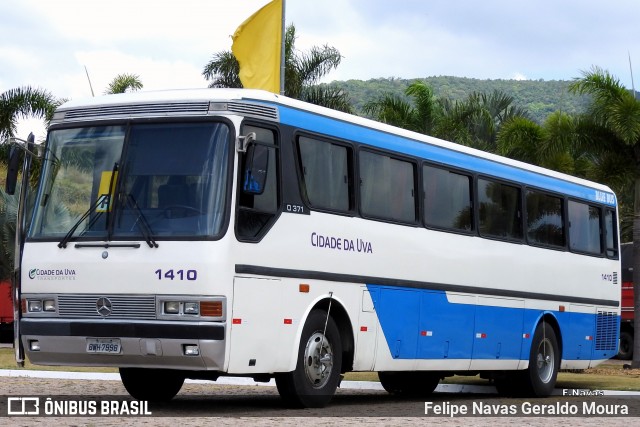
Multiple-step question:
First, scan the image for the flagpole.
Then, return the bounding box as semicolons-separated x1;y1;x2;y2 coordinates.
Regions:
280;0;286;95
630;51;637;100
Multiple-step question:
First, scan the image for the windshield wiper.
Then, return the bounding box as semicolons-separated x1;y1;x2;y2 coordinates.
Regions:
58;162;118;249
126;194;159;248
57;197;105;249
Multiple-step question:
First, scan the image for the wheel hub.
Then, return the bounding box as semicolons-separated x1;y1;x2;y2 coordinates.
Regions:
536;338;554;383
303;332;333;388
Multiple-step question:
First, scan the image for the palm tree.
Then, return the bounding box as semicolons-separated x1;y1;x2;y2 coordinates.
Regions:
363;81;443;134
203;24;351;112
203;51;241;89
104;74;143;95
364;83;528;153
0;87;56;143
442;90;529;152
0;87;58;290
569;66;640;368
496;111;594;177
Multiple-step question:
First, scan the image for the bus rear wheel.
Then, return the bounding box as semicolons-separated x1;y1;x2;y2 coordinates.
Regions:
119;368;185;402
275;309;342;408
499;321;559;397
378;371;440;396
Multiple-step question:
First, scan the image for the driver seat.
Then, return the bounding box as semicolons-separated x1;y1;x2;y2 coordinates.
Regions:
157;176;190;209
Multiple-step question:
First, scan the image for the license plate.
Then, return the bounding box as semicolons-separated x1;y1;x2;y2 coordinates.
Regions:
86;338;121;354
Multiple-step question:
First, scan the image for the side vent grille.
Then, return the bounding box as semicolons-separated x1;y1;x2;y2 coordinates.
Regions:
55;101;279;122
61;102;210;120
613;272;618;285
228;102;279;120
595;310;618;351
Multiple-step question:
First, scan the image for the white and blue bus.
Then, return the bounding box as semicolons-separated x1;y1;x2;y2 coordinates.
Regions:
7;88;620;408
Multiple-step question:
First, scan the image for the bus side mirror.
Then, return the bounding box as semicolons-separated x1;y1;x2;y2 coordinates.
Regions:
5;145;20;195
242;144;269;195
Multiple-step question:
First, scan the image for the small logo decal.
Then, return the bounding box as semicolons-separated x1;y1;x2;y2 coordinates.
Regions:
29;269;37;279
96;297;113;317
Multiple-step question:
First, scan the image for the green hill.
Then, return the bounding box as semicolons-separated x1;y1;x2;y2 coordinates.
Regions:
330;76;591;124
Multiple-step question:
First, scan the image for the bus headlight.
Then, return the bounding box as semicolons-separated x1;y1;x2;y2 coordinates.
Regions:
28;300;43;312
43;299;56;312
183;302;199;315
164;301;180;314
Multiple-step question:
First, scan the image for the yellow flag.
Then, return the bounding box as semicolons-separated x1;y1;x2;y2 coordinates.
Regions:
232;0;283;93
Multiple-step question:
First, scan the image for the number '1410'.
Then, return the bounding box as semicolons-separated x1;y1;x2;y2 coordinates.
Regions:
155;269;197;281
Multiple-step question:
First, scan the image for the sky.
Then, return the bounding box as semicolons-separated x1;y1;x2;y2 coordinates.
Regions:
1;0;639;139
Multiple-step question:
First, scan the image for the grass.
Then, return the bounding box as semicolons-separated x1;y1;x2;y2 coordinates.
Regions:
2;348;639;391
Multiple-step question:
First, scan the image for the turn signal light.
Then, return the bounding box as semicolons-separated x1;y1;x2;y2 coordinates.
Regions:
200;301;223;317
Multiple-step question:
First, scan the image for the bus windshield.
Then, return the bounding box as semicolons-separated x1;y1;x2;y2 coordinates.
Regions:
30;122;231;242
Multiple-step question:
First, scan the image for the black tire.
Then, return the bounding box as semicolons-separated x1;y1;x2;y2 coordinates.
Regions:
378;371;440;396
119;368;185;402
618;330;633;361
510;321;559;397
495;323;559;397
275;309;342;408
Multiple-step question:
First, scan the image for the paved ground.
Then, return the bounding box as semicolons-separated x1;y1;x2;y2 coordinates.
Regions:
0;369;638;426
1;343;638;425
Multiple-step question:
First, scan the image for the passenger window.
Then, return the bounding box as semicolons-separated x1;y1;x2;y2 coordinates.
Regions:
526;191;565;247
478;178;522;240
568;200;601;255
604;209;618;258
423;165;472;231
298;136;351;212
359;150;416;223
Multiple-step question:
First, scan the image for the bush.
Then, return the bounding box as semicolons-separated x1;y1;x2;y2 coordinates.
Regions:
0;188;17;281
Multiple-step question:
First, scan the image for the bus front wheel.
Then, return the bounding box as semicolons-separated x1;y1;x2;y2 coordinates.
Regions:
275;309;342;408
119;368;185;402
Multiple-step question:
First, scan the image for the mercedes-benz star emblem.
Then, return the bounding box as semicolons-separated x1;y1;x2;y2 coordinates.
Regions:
96;297;113;317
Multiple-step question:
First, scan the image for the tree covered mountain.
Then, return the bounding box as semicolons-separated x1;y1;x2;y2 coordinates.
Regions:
329;76;592;124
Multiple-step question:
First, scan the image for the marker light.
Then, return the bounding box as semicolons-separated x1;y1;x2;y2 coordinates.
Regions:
208;102;228;112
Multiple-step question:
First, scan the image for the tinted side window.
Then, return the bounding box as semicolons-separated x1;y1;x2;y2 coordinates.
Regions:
478;178;522;239
423;165;472;231
360;151;416;223
568;200;601;254
526;191;565;247
298;136;350;212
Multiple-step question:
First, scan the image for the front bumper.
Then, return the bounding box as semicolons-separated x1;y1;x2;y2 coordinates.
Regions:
21;318;226;370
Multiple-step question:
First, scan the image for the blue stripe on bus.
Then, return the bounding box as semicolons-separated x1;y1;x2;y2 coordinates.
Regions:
275;105;616;206
366;284;617;362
